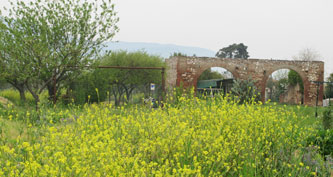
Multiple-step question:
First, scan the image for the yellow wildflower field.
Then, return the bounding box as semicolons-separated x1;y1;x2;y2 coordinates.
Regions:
0;96;330;176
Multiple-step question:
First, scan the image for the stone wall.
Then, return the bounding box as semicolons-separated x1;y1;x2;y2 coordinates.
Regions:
165;56;324;106
279;84;303;104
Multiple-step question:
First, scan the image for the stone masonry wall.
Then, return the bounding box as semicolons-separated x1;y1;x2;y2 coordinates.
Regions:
165;56;324;106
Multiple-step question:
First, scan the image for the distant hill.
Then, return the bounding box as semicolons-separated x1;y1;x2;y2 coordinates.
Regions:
103;41;216;58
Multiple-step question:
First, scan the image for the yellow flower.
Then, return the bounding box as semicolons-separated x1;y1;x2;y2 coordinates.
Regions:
299;162;304;167
22;142;30;148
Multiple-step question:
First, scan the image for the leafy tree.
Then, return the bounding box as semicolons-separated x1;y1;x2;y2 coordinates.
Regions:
0;18;29;101
216;43;249;59
288;70;304;93
70;51;165;106
101;51;164;106
0;77;9;90
276;78;289;94
198;69;224;80
0;0;119;109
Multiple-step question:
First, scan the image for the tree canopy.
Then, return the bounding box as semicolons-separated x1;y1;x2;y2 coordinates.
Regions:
288;70;304;93
0;0;119;108
198;69;224;80
216;43;249;59
70;51;165;106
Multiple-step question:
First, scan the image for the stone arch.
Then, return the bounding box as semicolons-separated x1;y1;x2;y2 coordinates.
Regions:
193;64;239;90
166;56;324;106
261;65;308;104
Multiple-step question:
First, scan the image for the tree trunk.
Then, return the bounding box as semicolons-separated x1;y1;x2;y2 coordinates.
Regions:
112;89;119;106
113;93;119;106
15;83;26;102
125;87;135;103
47;84;56;102
35;96;40;112
18;88;26;102
26;85;41;112
7;80;26;102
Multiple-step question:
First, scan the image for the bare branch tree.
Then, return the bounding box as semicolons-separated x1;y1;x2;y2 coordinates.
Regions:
292;48;321;61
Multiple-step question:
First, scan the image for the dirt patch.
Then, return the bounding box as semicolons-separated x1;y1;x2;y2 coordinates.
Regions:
0;96;13;108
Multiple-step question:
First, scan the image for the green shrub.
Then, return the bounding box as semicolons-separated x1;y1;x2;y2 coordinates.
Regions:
167;83;195;107
69;70;109;105
307;129;333;158
231;78;261;104
323;108;332;130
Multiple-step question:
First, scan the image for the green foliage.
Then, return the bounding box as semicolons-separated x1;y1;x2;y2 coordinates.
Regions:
307;108;333;159
168;83;196;107
198;69;224;80
266;77;287;102
323;109;333;130
216;43;249;59
0;79;9;90
325;73;333;98
307;129;333;158
70;51;165;105
68;71;106;105
0;0;119;107
277;78;289;94
288;70;304;93
171;52;188;57
231;78;260;104
266;70;304;103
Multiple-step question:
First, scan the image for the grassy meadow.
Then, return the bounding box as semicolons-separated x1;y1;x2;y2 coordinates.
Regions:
0;89;332;176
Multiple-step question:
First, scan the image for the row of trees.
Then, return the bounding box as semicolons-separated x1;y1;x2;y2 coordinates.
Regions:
70;51;164;106
0;0;119;109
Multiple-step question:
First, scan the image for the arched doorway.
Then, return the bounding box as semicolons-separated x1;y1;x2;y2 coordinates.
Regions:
264;68;305;105
196;67;234;96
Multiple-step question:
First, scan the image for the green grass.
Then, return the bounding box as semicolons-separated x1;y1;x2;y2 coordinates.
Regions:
0;118;28;145
0;89;49;106
0;89;34;105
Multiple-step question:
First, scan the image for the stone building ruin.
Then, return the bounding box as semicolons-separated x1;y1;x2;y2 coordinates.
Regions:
166;56;324;106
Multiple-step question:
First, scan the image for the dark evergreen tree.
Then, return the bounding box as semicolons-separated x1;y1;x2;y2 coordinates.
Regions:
216;43;249;59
